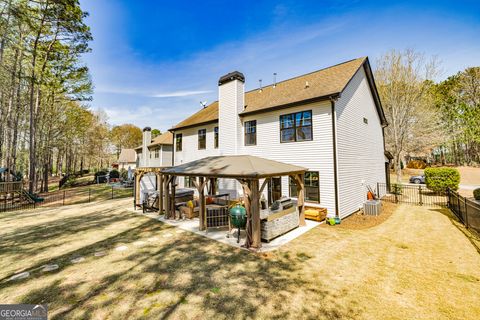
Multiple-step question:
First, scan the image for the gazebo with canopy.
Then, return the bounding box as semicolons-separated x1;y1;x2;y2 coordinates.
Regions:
161;155;307;249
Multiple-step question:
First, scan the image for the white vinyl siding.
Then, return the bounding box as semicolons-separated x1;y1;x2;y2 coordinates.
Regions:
162;145;172;166
240;101;336;215
146;145;173;167
219;79;244;155
173;123;221;190
335;67;386;218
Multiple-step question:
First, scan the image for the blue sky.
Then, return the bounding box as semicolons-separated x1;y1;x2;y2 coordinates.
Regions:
80;0;480;131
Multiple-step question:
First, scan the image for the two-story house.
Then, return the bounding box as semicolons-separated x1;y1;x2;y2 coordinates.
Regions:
169;57;388;218
135;129;173;168
135;129;173;204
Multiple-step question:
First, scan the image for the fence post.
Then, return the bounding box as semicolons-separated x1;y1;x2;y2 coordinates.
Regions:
376;182;380;197
418;185;423;206
394;188;398;203
63;190;66;206
446;188;450;208
464;197;469;228
458;194;462;222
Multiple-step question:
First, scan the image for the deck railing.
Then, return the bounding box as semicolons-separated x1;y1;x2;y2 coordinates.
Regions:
0;181;23;193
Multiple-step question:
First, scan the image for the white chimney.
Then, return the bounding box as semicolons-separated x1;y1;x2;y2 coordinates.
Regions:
142;127;152;167
218;71;245;155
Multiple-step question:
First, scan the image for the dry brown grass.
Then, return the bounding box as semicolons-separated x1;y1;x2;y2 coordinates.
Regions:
0;199;479;319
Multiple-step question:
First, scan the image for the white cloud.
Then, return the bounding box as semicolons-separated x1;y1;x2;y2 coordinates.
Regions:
149;90;212;98
95;87;211;98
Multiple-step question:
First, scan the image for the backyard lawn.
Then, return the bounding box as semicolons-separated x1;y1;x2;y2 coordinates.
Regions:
0;199;479;319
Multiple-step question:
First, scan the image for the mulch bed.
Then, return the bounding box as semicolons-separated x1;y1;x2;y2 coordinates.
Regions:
320;201;397;230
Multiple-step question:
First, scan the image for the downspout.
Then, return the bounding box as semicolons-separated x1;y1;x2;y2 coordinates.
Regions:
330;98;340;217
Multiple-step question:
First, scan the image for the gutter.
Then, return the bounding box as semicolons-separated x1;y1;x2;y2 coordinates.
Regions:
239;93;341;117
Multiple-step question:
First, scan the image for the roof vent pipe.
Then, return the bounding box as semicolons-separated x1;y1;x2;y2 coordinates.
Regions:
273;73;277;88
259;79;263;92
305;81;310;89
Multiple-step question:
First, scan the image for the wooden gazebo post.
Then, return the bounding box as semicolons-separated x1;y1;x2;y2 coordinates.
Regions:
293;173;306;226
133;172;137;209
250;179;261;248
239;180;252;247
164;174;170;218
192;176;208;231
134;172;142;208
170;176;176;218
158;173;163;214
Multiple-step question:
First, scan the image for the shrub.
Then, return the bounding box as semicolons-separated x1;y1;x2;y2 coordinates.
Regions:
119;168;128;180
94;170;107;178
64;176;77;188
407;160;427;169
425;167;460;193
94;170;108;183
391;183;403;195
109;169;120;179
474;188;480;201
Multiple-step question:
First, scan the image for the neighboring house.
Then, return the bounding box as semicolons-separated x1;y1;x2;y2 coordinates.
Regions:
117;149;137;170
169;57;389;218
135;129;174;168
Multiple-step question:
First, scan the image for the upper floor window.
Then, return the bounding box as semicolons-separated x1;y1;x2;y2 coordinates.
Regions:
245;120;257;146
198;129;206;149
280;110;312;142
176;134;182;152
154;148;160;158
214;127;219;149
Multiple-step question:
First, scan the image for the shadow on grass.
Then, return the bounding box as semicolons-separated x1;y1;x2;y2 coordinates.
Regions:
2;218;356;319
430;208;480;254
0;217;170;282
0;207;139;259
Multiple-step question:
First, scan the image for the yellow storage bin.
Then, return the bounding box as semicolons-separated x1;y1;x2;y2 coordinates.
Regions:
304;208;327;222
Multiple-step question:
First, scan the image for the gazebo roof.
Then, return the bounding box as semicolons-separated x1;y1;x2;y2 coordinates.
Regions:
161;155;307;179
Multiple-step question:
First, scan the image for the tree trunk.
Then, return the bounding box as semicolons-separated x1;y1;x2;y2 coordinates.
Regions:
395;154;402;183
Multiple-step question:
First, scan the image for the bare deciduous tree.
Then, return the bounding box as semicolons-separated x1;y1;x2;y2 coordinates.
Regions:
375;49;442;182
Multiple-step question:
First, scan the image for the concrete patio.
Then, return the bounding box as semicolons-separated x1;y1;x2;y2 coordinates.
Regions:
140;211;321;251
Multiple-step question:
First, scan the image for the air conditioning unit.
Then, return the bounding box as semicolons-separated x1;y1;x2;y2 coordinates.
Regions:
363;200;381;216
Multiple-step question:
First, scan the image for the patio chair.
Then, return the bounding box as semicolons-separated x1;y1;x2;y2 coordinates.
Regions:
142;192;158;213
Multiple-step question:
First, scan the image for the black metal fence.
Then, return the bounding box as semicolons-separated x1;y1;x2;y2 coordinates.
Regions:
0;185;133;213
377;182;448;207
447;189;480;236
